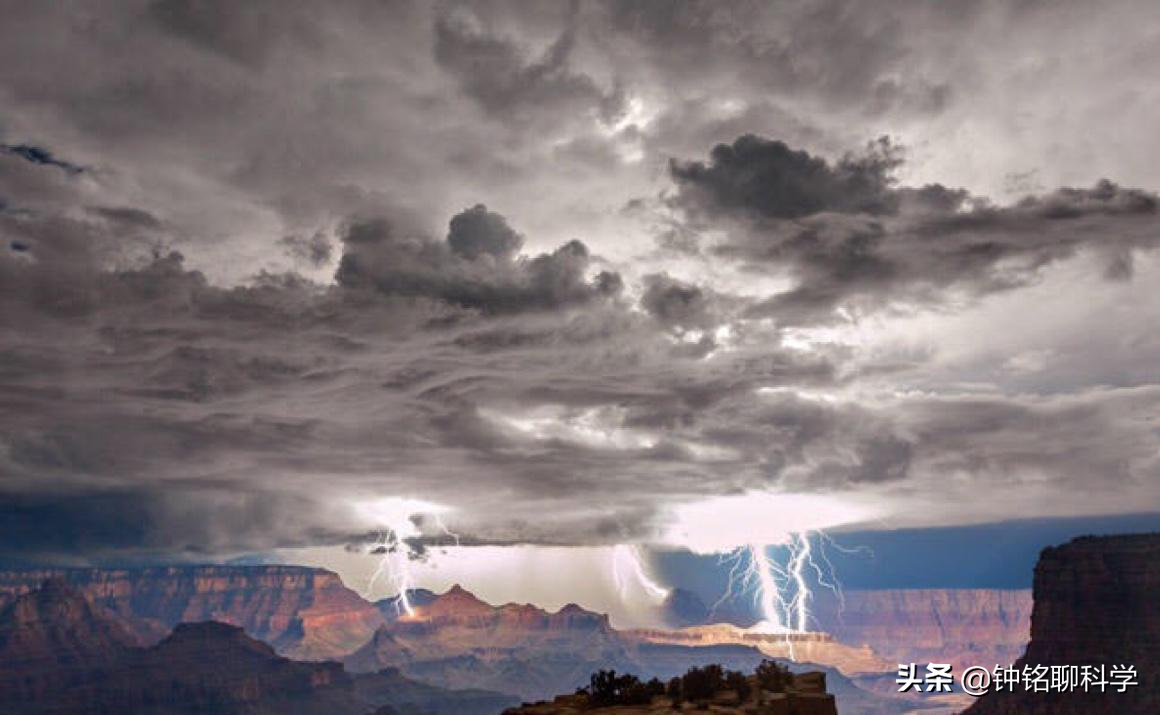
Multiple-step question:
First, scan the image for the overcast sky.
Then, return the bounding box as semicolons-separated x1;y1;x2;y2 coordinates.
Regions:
2;0;1160;598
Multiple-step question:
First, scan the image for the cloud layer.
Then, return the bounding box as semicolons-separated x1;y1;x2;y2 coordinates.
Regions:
2;0;1160;564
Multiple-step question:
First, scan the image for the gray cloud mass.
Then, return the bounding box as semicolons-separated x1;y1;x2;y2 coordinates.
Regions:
1;0;1159;564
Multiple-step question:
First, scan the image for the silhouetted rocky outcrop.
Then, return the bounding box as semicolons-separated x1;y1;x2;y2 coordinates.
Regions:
965;534;1160;714
500;662;839;714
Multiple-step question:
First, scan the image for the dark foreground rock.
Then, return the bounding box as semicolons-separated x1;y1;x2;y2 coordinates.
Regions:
964;534;1160;715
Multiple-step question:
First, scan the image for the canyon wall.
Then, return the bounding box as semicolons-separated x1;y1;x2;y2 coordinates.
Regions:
0;579;368;715
810;588;1033;672
0;565;385;659
965;534;1160;715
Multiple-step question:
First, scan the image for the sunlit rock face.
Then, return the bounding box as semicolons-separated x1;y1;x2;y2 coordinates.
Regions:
623;623;892;676
0;565;385;659
344;584;632;699
965;534;1160;715
344;585;871;706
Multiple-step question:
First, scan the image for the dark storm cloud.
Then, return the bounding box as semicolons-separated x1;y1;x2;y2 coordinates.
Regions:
447;203;524;260
896;387;1160;494
639;272;717;331
0;195;854;556
1;185;1158;556
1;0;1160;562
669;136;1160;325
336;206;621;313
670;135;903;219
0;488;349;565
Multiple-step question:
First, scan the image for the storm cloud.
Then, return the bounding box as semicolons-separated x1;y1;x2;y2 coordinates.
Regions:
669;136;1160;324
1;0;1159;564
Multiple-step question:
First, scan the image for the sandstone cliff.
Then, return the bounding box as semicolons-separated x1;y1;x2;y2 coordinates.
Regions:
965;534;1159;715
0;580;370;715
345;584;632;699
0;565;385;659
810;588;1033;674
343;585;908;715
0;578;138;706
0;579;517;715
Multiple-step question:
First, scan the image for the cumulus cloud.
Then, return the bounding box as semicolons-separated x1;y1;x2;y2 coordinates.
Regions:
668;136;1160;325
671;135;904;219
335;206;621;313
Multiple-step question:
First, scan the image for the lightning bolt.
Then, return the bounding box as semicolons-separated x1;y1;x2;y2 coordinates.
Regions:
612;545;670;601
712;545;790;633
749;544;785;630
707;530;857;661
364;528;417;617
354;497;456;618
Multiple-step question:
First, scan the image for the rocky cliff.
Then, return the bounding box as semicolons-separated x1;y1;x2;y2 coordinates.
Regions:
345;584;631;699
965;534;1160;715
0;580;369;715
810;588;1033;673
0;578;138;706
0;579;517;715
0;565;385;659
343;585;908;715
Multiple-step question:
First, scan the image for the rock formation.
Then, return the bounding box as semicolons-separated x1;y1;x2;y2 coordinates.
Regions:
965;534;1159;715
500;664;839;715
0;579;516;715
625;623;892;675
0;578;138;706
344;584;632;699
0;565;385;658
810;588;1033;674
343;585;907;715
354;666;519;715
0;579;368;714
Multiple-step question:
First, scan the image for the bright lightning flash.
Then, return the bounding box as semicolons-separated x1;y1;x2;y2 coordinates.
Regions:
366;529;418;617
712;531;855;660
662;491;872;658
353;497;455;617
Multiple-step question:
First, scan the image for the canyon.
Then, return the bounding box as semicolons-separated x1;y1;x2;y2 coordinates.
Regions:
811;588;1033;673
342;584;912;715
0;564;1044;714
0;565;386;659
0;578;517;715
